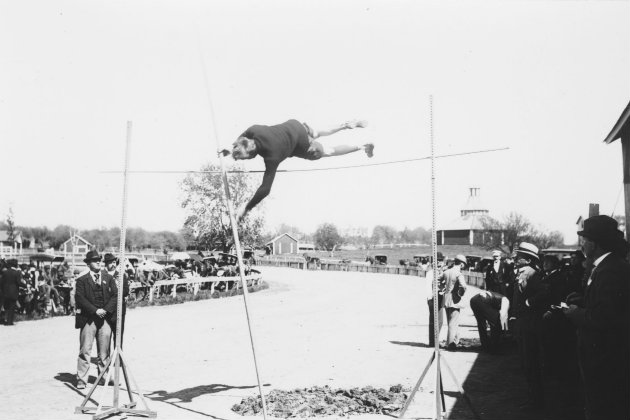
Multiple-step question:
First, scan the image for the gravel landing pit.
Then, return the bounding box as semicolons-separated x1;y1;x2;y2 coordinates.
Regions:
232;385;407;418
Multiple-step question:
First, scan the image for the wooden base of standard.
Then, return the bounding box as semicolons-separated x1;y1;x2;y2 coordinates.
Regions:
75;347;156;419
398;349;479;420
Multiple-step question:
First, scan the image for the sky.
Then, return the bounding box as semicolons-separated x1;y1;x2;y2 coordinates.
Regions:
1;0;628;245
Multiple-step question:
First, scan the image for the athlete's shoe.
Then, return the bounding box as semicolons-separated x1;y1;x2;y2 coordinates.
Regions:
364;143;374;158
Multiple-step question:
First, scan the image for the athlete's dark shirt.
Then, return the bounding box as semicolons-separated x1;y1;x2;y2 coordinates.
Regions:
241;119;313;212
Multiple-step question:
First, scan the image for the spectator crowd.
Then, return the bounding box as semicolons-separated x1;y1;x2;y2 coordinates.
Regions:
1;215;628;419
427;215;629;420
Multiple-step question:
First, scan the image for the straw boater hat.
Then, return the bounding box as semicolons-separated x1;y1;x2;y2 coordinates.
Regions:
454;254;467;266
515;242;540;261
83;250;102;264
103;253;117;264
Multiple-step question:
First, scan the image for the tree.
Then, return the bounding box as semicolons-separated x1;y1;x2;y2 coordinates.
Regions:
481;212;565;253
51;225;74;249
314;223;342;251
526;230;564;250
180;163;266;252
371;225;398;245
274;223;304;239
480;212;534;254
399;226;431;244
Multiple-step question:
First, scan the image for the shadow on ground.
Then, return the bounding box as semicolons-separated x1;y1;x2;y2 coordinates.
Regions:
447;343;585;420
142;383;271;420
146;383;267;403
390;332;584;420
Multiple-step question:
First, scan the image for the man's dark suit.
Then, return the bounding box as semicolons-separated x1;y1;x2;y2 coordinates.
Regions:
75;270;119;386
1;267;21;325
485;261;509;296
74;271;118;329
513;265;549;406
569;253;630;420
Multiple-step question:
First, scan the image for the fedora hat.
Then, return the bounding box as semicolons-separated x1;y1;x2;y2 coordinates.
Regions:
578;215;625;249
516;242;540;260
103;253;117;264
454;254;467;266
83;250;102;264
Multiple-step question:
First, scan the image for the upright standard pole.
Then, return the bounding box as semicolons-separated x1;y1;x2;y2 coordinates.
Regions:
399;97;479;420
113;121;133;407
198;46;268;420
75;121;156;419
429;95;442;420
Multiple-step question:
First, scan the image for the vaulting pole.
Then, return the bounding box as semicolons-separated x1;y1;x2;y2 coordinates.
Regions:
197;43;268;420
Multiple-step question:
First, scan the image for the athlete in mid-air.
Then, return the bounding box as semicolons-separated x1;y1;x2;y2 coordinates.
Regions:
222;119;374;220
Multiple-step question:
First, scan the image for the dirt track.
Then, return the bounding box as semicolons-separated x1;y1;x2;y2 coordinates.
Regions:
0;267;575;420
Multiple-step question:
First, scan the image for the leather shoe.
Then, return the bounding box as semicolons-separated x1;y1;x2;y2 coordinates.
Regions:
76;381;86;390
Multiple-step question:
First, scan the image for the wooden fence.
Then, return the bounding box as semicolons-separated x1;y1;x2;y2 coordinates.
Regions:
129;273;263;302
256;258;486;288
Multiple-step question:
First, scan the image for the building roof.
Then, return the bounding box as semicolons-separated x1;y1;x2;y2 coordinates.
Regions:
0;230;23;243
439;213;488;231
604;100;630;144
61;234;92;246
265;233;298;245
460;187;489;216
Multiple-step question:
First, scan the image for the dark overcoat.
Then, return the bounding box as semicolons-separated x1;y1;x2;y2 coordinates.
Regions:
571;253;630;419
485;262;509;295
0;268;21;300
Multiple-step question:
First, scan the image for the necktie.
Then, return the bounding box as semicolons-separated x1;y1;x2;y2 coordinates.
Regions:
94;273;100;285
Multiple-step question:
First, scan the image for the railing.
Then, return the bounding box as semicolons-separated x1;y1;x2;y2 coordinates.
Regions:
256;258;486;288
129;273;263;302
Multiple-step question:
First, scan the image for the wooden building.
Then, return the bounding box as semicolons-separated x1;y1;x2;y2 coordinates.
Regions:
0;230;23;256
603;100;630;241
60;234;92;256
437;187;503;246
266;233;299;255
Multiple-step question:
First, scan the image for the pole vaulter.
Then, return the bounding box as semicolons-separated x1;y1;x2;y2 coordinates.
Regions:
220;118;374;220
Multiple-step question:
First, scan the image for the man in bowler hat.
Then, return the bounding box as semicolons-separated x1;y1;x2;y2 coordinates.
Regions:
75;251;119;389
564;215;630;420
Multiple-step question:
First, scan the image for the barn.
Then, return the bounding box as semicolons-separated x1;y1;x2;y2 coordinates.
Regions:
266;233;299;255
60;234;92;256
